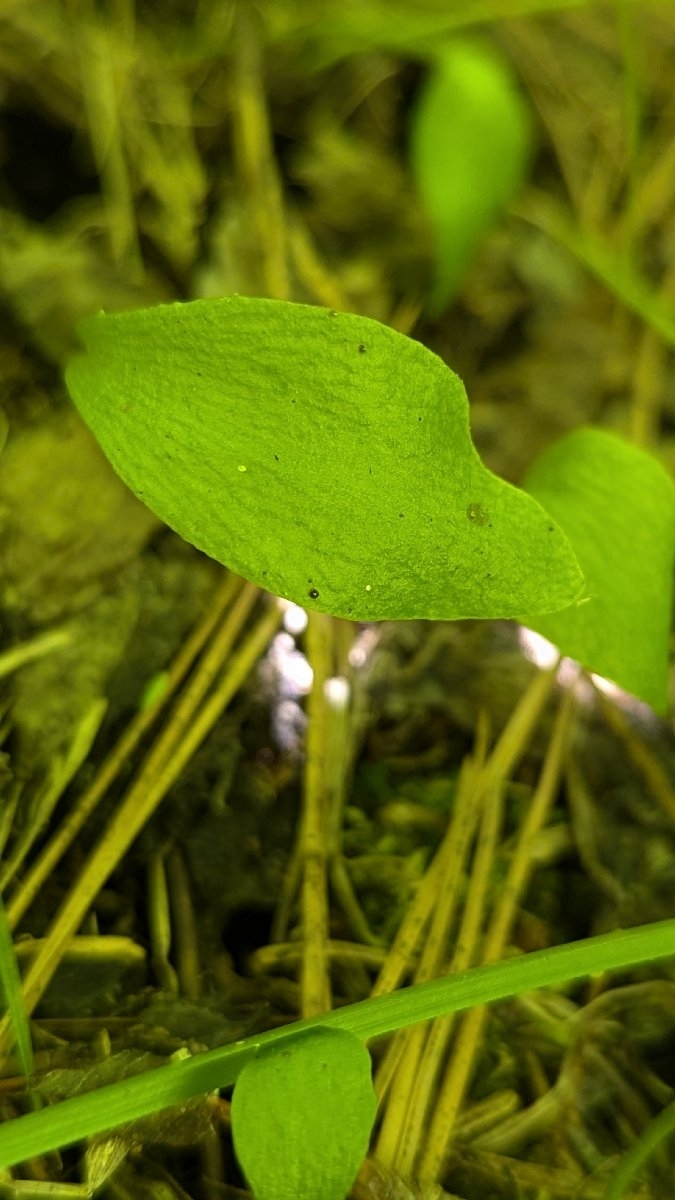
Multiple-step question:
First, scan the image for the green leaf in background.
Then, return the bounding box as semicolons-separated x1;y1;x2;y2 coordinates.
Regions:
65;297;583;622
522;428;675;712
410;39;532;313
231;1027;376;1200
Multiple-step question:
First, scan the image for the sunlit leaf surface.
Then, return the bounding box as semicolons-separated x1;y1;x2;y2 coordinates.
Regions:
522;428;675;711
231;1027;376;1200
66;297;582;621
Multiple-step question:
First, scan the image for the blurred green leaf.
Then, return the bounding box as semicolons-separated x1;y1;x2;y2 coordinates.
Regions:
231;1027;376;1200
522;428;675;711
65;297;583;622
410;40;531;312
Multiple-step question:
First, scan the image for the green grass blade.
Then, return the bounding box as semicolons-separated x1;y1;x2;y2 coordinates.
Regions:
604;1095;675;1199
0;893;33;1080
0;920;672;1169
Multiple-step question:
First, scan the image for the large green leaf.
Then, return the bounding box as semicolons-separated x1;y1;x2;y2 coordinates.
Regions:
231;1027;376;1200
522;428;675;712
410;40;531;313
65;297;583;620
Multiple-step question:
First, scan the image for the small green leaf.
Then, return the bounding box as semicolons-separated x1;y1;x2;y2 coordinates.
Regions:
231;1027;376;1200
65;297;583;621
522;428;675;712
410;40;531;312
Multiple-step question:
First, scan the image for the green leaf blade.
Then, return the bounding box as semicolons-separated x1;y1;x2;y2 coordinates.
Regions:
410;40;532;312
231;1027;376;1200
0;894;33;1080
66;297;583;621
522;428;675;711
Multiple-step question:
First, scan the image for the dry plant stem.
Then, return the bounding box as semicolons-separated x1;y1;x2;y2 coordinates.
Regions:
329;857;380;947
375;748;486;1161
388;296;425;337
77;15;141;273
628;253;675;445
326;636;380;947
592;681;675;824
566;757;624;902
479;661;559;793
0;629;71;680
631;324;666;446
371;664;558;1007
444;1145;649;1200
268;617;358;950
0;784;22;864
231;3;288;301
0;586;278;1049
456;1090;521;1144
372;714;490;1112
269;840;301;944
249;940;390;974
288;214;354;313
393;765;506;1176
419;684;576;1183
471;1074;567;1156
615;0;641;257
6;573;241;931
300;611;334;1017
0;697;108;893
166;848;202;1001
147;851;179;994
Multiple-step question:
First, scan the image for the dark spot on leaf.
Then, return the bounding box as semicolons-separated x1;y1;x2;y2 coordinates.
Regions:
548;526;555;533
329;310;338;317
399;513;404;518
467;502;488;526
274;454;279;461
308;588;320;599
358;344;366;353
